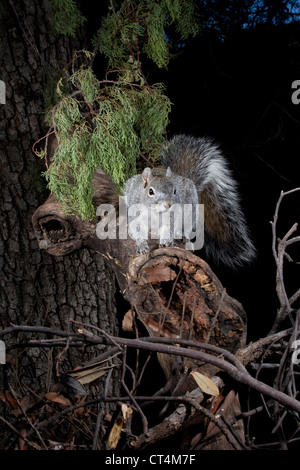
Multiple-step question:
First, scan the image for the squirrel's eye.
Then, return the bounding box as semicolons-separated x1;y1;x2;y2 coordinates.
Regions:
149;187;155;196
173;188;176;195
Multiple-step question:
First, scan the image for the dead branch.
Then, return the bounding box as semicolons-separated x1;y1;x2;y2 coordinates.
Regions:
2;322;300;414
270;188;300;333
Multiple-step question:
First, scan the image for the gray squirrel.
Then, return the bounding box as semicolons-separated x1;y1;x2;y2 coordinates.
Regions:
123;134;256;269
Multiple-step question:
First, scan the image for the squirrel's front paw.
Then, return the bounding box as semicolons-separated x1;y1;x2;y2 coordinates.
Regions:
159;239;174;248
136;240;149;254
183;238;194;251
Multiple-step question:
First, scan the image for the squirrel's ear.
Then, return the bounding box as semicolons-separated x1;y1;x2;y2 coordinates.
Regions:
166;167;172;178
142;167;152;186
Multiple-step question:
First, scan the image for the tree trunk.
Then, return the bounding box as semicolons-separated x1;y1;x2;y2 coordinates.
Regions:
0;0;119;449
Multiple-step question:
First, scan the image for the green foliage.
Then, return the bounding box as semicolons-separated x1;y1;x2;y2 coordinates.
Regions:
49;0;86;36
95;0;199;69
40;52;171;220
38;2;199;220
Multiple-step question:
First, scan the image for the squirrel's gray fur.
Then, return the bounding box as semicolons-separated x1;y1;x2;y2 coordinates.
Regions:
124;134;256;269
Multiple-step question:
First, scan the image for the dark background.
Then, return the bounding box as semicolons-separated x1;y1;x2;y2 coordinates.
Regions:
162;23;300;340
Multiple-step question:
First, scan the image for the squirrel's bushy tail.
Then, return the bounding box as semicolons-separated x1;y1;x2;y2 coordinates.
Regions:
161;134;256;269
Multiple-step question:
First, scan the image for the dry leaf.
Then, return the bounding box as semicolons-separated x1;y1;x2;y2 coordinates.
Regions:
121;403;133;421
0;391;18;410
142;266;177;283
18;428;27;451
122;310;135;332
107;415;124;450
45;392;72;407
10;396;31;417
64;352;121;388
108;403;133;450
66;361;119;385
190;371;220;397
69;365;112;384
59;373;88;396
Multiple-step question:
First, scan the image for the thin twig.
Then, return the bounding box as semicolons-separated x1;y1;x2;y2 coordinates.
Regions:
179;291;187;339
270;188;300;333
92;367;114;450
9;385;47;449
121;349;148;434
0;415;41;450
206;288;226;343
72;323;300;413
188;297;196;341
158;260;184;335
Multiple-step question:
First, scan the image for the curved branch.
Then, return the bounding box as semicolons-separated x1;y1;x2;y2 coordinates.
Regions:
2;322;299;412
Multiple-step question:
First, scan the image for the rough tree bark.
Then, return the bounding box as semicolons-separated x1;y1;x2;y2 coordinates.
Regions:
0;0;119;444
